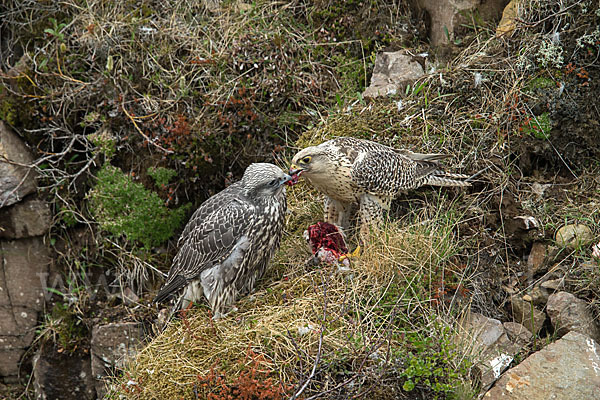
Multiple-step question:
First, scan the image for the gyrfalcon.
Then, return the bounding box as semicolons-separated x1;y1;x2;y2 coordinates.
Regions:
290;137;470;237
154;163;293;318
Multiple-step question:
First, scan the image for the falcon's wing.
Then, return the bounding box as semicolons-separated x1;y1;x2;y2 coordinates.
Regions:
351;150;438;196
177;181;243;247
154;194;255;303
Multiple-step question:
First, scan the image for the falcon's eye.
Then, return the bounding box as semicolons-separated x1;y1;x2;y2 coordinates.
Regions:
269;178;279;187
301;156;311;164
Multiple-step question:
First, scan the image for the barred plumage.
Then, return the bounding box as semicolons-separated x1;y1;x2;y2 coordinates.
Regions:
154;163;292;318
290;137;470;236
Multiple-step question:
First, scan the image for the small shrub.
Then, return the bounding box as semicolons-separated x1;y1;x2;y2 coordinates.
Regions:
88;127;116;159
88;164;191;248
147;166;177;188
195;349;293;400
397;328;471;398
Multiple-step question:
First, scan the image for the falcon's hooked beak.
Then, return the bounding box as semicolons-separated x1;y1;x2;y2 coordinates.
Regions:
286;164;304;186
281;173;294;185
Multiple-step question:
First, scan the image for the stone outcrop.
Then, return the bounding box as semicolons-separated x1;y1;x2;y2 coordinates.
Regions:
546;291;600;342
91;322;146;398
496;0;518;37
32;344;96;400
484;331;600;399
0;238;51;381
0;198;52;239
0;121;37;208
456;312;525;390
0;122;51;383
526;242;546;275
415;0;508;46
502;322;533;347
362;51;426;98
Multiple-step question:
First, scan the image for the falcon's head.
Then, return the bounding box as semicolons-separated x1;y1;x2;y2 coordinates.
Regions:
289;145;331;179
242;163;293;198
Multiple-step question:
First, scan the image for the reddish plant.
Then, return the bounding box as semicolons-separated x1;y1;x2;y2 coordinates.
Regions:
195;349;295;400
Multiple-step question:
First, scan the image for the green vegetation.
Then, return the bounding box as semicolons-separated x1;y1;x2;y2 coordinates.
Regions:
38;302;87;354
147;166;177;188
522;112;552;139
398;330;471;395
88;164;191;248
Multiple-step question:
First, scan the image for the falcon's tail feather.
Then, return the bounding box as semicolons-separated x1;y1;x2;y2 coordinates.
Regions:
397;150;451;162
154;275;187;304
425;173;471;187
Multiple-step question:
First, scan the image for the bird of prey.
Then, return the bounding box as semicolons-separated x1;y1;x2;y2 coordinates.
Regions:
290;137;470;237
154;163;293;318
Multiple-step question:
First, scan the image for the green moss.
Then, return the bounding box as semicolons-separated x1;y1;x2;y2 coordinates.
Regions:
88;164;191;248
44;302;87;354
523;112;552;139
526;76;555;91
0;97;18;126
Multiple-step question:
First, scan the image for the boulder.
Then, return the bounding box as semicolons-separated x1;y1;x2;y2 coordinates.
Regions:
546;291;600;342
91;322;146;398
483;331;600;399
362;51;426;98
510;296;546;334
502;322;533;347
456;312;520;390
415;0;508;46
32;344;96;400
555;223;594;249
0;121;37;208
0;238;50;382
496;0;519;37
526;242;546;275
0;198;51;239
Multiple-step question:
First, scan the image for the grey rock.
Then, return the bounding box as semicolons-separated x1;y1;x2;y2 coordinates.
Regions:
415;0;507;46
91;322;146;398
0;237;50;381
0;198;51;239
120;287;139;305
546;291;600;342
502;322;533;347
0;121;37;208
33;344;96;400
513;215;539;230
511;296;546;334
540;278;564;291
555;223;595;249
483;331;600;399
456;312;520;390
362;51;425;98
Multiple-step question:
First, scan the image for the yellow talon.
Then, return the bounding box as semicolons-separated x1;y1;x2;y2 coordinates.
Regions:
339;245;362;262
